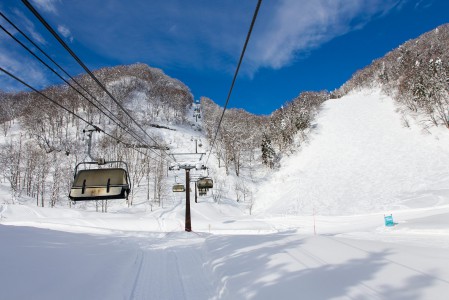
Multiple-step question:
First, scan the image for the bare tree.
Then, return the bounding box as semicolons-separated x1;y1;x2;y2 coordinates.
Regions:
0;137;23;204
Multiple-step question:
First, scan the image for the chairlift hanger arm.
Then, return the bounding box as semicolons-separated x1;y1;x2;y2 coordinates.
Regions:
169;163;207;171
169;152;206;162
124;143;169;150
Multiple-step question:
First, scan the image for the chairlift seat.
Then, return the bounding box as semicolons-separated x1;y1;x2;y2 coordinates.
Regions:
69;168;130;201
173;184;186;192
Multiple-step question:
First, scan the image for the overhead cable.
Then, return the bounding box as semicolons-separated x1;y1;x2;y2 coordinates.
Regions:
0;22;158;151
0;12;160;150
0;66;163;160
205;0;262;164
21;0;174;161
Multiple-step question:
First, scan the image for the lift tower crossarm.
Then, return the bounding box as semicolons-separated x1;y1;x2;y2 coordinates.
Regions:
168;161;207;232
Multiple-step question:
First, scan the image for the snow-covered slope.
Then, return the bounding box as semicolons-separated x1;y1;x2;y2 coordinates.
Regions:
254;88;449;216
2;88;449;299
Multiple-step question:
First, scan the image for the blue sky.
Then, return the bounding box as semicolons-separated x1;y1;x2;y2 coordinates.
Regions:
1;0;448;115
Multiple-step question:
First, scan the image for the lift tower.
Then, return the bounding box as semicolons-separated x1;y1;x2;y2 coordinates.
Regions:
169;153;206;232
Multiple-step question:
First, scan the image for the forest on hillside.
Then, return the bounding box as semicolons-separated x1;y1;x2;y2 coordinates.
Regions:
0;64;192;209
337;24;449;128
0;56;329;210
1;23;449;209
201;90;328;174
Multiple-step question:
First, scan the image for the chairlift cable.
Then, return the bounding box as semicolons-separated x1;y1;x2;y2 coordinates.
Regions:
205;0;262;164
0;12;159;151
0;66;163;160
0;21;155;151
21;0;175;162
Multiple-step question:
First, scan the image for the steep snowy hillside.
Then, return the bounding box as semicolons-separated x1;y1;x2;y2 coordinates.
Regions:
254;88;449;215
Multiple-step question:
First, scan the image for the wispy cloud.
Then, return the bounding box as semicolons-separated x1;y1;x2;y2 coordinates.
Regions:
414;0;433;9
0;8;49;91
246;0;401;74
57;24;73;42
12;9;47;45
63;0;400;76
30;0;59;14
0;42;49;91
42;0;255;71
0;0;405;92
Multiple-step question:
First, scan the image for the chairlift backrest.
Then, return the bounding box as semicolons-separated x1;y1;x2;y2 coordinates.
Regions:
197;178;213;189
73;168;127;186
173;184;186;192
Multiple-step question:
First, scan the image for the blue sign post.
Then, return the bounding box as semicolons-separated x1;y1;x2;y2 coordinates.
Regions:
384;214;395;227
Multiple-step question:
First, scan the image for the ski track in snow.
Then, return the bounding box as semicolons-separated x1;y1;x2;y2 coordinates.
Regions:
129;249;190;300
2;223;448;299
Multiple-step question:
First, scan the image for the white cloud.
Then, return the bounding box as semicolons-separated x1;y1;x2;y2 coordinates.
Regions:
30;0;59;14
414;0;433;9
246;0;401;73
0;16;49;91
2;0;404;85
0;45;49;91
12;9;47;45
57;24;73;42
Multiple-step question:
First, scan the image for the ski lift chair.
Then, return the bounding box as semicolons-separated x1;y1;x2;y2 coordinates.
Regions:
197;177;213;189
69;161;131;201
197;177;213;196
172;184;186;192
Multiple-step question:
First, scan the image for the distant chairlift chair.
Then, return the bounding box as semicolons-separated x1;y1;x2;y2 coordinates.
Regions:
197;177;213;196
172;183;186;192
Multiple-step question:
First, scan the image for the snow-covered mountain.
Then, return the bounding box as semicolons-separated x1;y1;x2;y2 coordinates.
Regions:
2;24;449;299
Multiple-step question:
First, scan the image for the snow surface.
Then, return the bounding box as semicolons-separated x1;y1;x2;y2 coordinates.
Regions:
1;89;449;299
254;89;449;215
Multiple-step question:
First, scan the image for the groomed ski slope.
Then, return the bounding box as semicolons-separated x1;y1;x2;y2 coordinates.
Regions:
1;88;449;299
1;224;449;300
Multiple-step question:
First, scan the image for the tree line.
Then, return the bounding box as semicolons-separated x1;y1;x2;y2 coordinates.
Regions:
4;21;445;209
201;90;328;174
0;63;192;209
336;23;449;128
